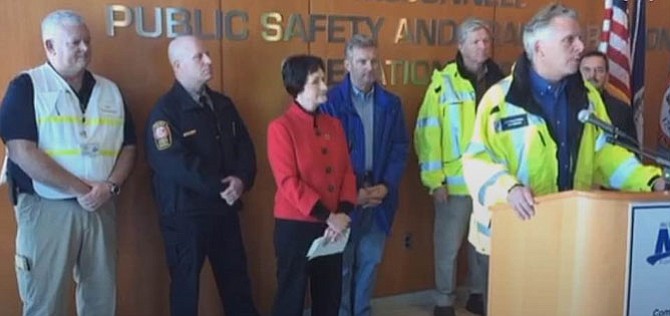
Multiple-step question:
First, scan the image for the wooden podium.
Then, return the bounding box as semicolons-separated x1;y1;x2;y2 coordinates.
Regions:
488;190;669;316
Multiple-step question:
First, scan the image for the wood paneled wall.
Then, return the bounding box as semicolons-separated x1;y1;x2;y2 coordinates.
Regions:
0;1;668;315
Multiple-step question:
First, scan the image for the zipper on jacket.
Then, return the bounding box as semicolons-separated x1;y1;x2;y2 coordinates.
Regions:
537;130;546;147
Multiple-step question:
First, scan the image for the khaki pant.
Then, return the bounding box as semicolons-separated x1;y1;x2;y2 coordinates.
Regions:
14;193;117;316
433;195;484;307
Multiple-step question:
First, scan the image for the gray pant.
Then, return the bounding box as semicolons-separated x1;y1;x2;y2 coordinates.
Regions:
14;194;117;316
475;252;489;314
433;195;483;307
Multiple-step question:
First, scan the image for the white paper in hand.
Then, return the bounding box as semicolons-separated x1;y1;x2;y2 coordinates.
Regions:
306;228;350;260
223;194;235;205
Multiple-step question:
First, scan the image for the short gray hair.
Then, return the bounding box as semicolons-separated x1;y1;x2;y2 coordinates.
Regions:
523;3;578;59
41;10;85;43
457;18;491;45
344;34;377;60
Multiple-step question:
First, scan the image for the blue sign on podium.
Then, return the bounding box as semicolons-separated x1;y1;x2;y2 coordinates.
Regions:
625;203;670;316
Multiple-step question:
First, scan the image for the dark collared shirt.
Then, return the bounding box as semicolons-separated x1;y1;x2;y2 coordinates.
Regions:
529;68;571;190
460;64;489;106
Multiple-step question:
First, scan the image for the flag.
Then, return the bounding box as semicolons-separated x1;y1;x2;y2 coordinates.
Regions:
630;0;646;144
598;0;646;144
598;0;632;100
658;80;670;149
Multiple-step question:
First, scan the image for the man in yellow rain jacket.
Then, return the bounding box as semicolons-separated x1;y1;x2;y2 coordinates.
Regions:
415;17;504;316
462;4;667;314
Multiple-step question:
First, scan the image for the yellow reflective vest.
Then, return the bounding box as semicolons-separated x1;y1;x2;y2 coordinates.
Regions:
414;56;503;195
462;56;661;255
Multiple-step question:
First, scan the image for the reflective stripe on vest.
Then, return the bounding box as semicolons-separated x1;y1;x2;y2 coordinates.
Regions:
44;148;119;157
416;117;439;128
36;116;124;126
478;170;507;205
420;160;442;172
609;156;640;188
477;221;491;237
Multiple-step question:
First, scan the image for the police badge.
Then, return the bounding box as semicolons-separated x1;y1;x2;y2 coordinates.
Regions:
153;120;172;150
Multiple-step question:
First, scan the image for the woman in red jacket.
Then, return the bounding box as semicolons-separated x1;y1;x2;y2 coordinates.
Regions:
268;55;357;316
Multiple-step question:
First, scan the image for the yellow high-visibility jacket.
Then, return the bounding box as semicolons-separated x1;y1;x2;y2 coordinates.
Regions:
462;55;661;255
415;54;503;195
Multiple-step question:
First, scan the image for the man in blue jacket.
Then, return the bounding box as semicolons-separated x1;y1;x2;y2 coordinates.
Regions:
321;34;409;316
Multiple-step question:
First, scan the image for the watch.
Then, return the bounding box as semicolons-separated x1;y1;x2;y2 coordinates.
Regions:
106;180;121;196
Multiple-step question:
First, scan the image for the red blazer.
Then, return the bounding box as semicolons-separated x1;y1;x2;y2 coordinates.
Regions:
267;102;357;222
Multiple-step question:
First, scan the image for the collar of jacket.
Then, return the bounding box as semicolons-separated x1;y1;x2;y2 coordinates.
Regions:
331;73;389;114
453;51;504;85
171;80;213;111
505;53;589;117
289;100;322;131
290;100;320;118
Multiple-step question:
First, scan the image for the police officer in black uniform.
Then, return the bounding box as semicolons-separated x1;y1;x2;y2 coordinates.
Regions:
146;35;259;316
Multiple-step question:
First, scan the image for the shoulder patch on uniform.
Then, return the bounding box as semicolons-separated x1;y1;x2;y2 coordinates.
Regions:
152;120;172;150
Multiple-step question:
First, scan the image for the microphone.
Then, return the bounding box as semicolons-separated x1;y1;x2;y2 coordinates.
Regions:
577;109;638;145
578;110;616;134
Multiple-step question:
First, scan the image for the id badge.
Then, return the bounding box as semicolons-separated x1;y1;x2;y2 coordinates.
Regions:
81;143;100;156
